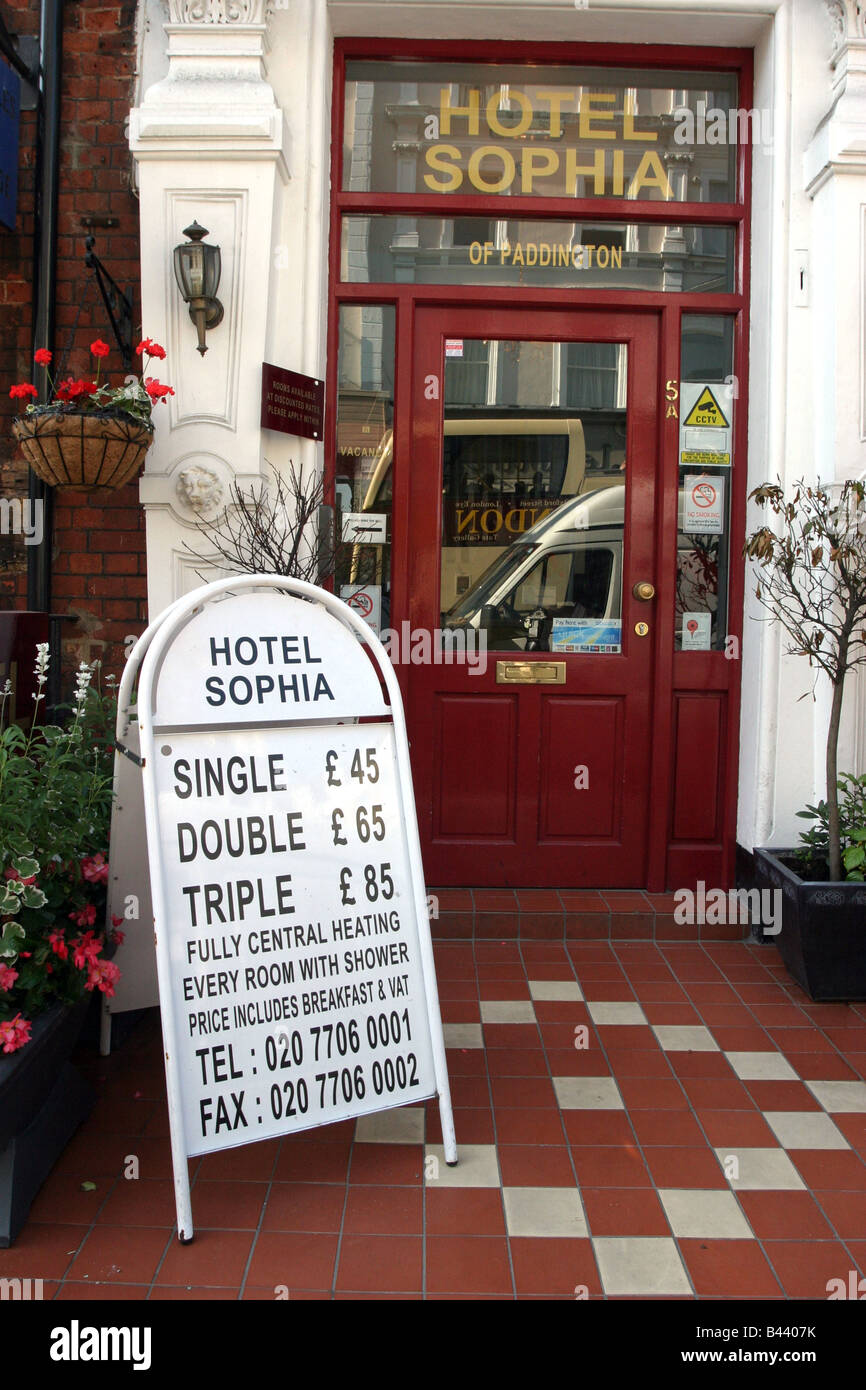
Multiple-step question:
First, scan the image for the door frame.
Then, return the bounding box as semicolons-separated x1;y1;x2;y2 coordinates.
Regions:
405;302;664;888
326;38;753;890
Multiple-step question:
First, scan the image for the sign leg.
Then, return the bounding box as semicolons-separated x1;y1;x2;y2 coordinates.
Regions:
438;1093;458;1166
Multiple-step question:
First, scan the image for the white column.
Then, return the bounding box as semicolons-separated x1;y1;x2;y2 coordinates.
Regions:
129;0;291;614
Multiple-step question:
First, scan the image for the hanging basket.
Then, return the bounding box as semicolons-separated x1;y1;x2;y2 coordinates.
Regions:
12;407;154;493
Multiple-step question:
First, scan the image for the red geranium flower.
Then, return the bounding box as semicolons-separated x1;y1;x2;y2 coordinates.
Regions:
34;348;52;366
90;339;111;359
135;338;166;360
56;377;97;402
9;383;38;401
144;378;174;402
0;1014;31;1054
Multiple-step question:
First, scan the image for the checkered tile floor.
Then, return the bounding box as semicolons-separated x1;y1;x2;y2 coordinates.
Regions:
5;939;866;1299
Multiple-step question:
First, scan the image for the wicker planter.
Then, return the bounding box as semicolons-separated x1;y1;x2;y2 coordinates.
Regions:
12;407;153;492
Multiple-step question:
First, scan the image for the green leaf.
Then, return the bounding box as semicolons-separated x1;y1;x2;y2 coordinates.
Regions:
843;846;865;870
11;855;39;879
0;920;25;957
0;889;21;914
19;885;47;909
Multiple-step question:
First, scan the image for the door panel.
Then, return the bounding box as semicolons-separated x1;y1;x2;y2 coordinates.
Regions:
408;306;660;887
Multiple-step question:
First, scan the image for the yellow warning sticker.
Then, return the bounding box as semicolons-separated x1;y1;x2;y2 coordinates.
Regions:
683;387;730;429
681;451;731;466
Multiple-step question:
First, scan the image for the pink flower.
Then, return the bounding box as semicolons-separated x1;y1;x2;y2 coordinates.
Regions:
68;903;98;930
81;853;109;884
71;929;102;969
86;958;121;998
48;929;68;961
90;339;111;359
0;1013;31;1053
0;964;18;991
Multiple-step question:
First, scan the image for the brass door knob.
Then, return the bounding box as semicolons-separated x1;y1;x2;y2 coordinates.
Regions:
633;581;656;601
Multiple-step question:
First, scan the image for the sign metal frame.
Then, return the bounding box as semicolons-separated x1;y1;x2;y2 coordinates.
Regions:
131;575;457;1242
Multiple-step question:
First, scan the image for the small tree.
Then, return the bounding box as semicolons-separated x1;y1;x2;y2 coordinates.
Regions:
182;460;335;584
744;478;866;879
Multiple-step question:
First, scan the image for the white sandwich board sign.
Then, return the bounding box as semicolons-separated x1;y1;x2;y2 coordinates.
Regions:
131;576;456;1242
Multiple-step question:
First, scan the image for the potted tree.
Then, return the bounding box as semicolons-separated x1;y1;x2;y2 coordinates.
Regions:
9;338;173;492
0;647;123;1244
745;478;866;1000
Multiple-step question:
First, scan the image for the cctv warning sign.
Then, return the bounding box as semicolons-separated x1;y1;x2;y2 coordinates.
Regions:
683;386;730;430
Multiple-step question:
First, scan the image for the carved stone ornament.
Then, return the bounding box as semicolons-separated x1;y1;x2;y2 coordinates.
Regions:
176;465;225;514
826;1;866;56
168;0;267;24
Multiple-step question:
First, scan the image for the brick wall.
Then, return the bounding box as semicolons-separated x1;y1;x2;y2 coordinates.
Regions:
0;0;145;691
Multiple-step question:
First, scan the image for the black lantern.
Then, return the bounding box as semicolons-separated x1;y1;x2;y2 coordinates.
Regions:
173;221;224;356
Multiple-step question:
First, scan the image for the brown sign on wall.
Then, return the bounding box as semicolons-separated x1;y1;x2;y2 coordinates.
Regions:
261;363;325;440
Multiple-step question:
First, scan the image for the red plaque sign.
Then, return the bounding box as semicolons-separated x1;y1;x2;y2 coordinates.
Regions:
261;363;325;440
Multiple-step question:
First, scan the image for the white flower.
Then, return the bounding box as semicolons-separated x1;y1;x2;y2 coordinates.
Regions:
74;662;94;706
33;642;50;685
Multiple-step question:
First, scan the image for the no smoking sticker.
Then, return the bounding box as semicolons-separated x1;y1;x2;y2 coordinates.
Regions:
683;474;725;534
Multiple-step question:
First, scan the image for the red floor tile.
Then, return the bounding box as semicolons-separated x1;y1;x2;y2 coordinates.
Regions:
343;1185;422;1234
155;1228;253;1287
427;1107;496;1145
494;1108;567;1144
667;1051;737;1079
482;1023;542;1049
426;1236;512;1295
273;1141;351;1184
94;1178;177;1227
486;1047;549;1077
571;1145;652;1189
561;1110;635;1146
742;1080;821;1111
736;1191;834;1239
335;1234;422;1293
628;1110;706;1146
261;1183;345;1232
489;1077;558;1108
348;1145;424;1186
425;1189;506;1236
245;1232;338;1290
189;1180;267;1229
833;1114;866;1152
149;1285;239;1300
680;1077;756;1110
0;1223;89;1282
694;1109;779;1148
28;1174;111;1227
605;1048;673;1078
509;1237;602;1297
644;1147;728;1190
582;1187;670;1236
196;1139;281;1182
67;1225;171;1285
617;1077;690;1111
815;1192;866;1238
789;1150;866;1191
678;1239;780;1297
498;1144;576;1187
762;1240;856;1298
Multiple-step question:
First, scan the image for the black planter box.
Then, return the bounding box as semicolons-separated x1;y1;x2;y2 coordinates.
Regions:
754;847;866;1002
0;1000;95;1247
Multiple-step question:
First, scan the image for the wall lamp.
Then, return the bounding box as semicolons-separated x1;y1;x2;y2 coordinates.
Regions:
173;221;224;356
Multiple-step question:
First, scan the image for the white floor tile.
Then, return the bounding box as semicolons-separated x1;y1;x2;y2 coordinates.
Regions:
714;1146;806;1190
725;1051;798;1081
552;1076;624;1109
653;1025;719;1052
503;1186;587;1238
528;979;583;1001
355;1107;425;1144
587;1001;647;1026
479;1001;536;1024
594;1237;692;1296
806;1080;866;1113
763;1111;850;1150
443;1023;484;1049
424;1143;500;1187
659;1188;753;1238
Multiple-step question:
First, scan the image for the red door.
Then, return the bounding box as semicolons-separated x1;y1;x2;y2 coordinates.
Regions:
406;306;661;887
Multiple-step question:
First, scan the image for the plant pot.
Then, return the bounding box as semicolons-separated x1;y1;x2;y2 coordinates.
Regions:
0;998;95;1246
12;408;153;492
754;847;866;1001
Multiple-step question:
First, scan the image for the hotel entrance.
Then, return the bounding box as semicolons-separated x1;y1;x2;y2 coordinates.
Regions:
328;44;751;890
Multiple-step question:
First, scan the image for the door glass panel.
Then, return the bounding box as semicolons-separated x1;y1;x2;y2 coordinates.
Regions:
440;338;627;653
675;313;736;651
333;305;395;636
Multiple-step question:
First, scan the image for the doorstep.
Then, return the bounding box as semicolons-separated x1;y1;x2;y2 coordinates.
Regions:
428;889;750;944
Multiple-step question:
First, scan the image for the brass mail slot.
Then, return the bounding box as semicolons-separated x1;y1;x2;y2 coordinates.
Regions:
496;661;566;685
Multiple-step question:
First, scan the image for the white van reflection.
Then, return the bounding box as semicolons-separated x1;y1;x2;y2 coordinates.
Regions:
441;484;721;652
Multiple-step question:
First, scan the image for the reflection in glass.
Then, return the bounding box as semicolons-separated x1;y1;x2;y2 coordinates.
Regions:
440;339;627;653
344;62;738;203
341;216;736;294
334;305;395;635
